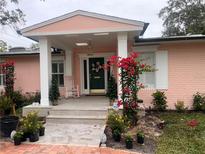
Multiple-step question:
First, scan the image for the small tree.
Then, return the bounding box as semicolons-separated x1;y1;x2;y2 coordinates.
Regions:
1;60;16;114
106;74;117;103
49;76;60;105
106;53;153;125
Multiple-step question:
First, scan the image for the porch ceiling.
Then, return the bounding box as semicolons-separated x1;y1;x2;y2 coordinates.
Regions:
48;31;137;50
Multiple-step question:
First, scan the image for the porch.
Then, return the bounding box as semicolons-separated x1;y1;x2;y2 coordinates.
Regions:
20;10;147;107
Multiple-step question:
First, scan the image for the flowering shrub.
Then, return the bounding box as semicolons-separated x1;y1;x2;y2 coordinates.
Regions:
187;119;199;128
0;60;15;96
106;52;153;125
21;111;40;133
107;111;126;133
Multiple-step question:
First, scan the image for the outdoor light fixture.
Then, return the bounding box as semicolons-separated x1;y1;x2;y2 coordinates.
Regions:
93;32;109;36
75;42;88;46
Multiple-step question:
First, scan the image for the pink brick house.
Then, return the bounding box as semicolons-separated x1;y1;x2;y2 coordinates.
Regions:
1;10;205;109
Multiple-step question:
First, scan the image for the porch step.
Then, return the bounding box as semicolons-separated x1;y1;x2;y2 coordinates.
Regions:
46;115;107;125
49;109;108;117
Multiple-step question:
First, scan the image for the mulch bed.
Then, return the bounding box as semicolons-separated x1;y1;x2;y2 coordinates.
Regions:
104;113;165;154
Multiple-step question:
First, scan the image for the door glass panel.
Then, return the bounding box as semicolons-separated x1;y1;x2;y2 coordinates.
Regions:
83;60;87;89
59;74;64;86
52;63;58;73
59;63;64;73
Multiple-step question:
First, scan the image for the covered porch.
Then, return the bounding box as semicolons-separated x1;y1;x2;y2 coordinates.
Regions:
21;10;147;106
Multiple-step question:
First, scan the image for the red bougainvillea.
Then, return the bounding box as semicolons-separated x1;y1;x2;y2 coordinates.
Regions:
0;60;15;96
187;119;199;128
106;52;153;125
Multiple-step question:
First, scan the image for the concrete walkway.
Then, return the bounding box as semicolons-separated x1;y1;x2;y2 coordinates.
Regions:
0;142;139;154
44;96;109;146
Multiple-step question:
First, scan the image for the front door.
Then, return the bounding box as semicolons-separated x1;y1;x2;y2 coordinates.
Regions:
89;57;105;94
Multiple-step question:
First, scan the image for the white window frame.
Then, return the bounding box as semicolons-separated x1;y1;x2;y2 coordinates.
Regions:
52;61;64;87
138;52;156;89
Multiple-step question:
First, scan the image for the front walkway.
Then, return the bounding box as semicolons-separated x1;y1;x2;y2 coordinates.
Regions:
0;142;139;154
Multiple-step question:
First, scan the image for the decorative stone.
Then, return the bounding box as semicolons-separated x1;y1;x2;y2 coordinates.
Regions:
100;133;107;144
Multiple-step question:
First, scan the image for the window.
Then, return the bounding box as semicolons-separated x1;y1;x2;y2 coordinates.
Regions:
0;67;5;86
52;61;64;86
138;52;155;88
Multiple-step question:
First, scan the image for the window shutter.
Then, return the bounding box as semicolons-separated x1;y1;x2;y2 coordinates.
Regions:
155;50;168;89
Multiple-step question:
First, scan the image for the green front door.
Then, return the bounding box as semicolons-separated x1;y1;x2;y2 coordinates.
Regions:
89;57;105;93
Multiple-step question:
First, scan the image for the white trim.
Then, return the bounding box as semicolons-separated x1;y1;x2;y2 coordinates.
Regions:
132;45;159;52
23;27;143;37
21;10;145;33
155;50;168;89
79;52;115;95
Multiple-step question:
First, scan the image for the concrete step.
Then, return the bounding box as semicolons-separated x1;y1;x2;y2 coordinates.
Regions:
46;115;107;125
49;109;108;116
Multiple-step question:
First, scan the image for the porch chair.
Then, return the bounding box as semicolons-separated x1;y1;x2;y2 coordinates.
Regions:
65;79;80;98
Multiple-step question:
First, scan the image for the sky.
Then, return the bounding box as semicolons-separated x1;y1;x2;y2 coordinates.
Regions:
0;0;168;48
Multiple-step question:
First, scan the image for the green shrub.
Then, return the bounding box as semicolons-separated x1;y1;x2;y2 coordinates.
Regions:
175;100;188;112
137;130;145;138
193;92;205;111
22;111;40;133
125;133;133;142
49;76;60;105
24;92;41;106
0;95;12;114
106;74;117;101
13;131;23;140
107;111;125;133
11;90;25;109
152;91;167;111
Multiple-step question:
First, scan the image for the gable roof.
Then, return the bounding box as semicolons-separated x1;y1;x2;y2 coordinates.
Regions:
20;10;148;35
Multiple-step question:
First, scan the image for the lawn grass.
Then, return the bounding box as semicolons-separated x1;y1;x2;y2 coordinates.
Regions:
156;112;205;154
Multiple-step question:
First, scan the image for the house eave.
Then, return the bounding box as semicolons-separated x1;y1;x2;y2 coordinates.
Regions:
20;10;147;34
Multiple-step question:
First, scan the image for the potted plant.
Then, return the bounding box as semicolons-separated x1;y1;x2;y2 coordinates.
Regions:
112;129;121;142
38;122;45;136
137;131;145;144
13;131;23;146
0;95;19;137
125;134;133;149
22;112;39;142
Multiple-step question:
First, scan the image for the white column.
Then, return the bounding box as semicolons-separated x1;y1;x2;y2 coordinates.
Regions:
39;38;51;106
117;32;128;99
65;50;72;76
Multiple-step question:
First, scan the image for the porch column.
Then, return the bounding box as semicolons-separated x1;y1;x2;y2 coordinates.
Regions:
117;32;128;99
39;37;51;106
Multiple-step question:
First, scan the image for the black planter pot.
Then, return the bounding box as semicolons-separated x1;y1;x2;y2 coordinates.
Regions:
0;116;19;137
14;137;21;146
137;135;144;144
39;127;45;136
113;133;121;142
29;132;39;142
125;141;133;149
21;134;27;142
